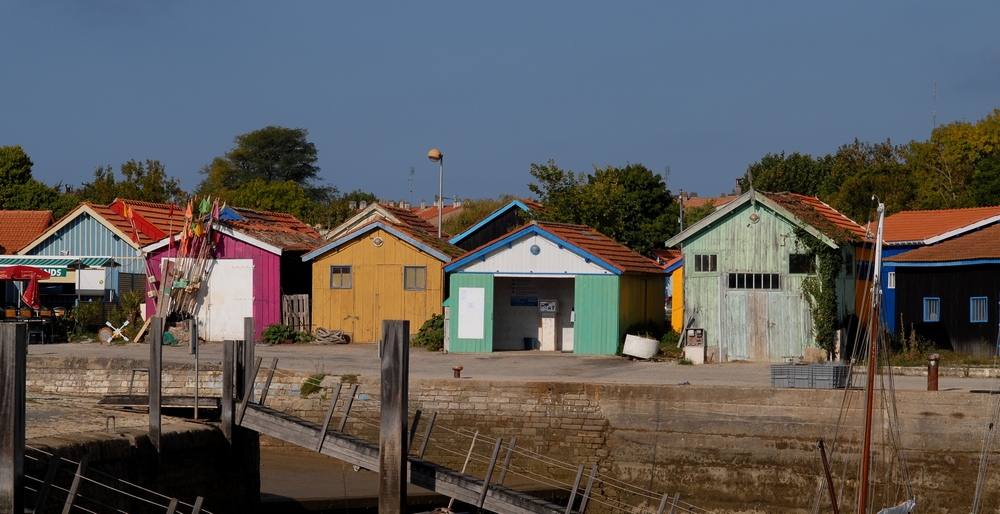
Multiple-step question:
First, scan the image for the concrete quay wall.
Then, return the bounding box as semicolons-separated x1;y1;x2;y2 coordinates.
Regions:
26;356;1000;513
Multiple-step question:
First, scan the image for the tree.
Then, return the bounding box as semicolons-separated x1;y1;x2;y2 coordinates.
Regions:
197;126;332;202
442;195;516;236
302;189;378;229
906;108;1000;209
75;159;184;205
224;179;314;219
824;139;914;222
0;145;33;189
528;160;677;255
971;152;1000;207
741;151;833;197
0;145;77;217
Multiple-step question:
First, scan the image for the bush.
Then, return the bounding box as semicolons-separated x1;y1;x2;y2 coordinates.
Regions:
411;314;444;351
73;301;103;330
261;323;313;344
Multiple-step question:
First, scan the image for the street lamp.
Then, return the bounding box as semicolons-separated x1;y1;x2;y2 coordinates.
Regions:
428;148;443;238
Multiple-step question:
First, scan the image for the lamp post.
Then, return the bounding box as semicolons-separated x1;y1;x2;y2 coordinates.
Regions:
428;149;443;238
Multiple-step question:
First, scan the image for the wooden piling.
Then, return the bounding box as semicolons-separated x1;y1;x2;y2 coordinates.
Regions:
149;317;163;453
0;323;26;514
222;340;235;442
379;320;409;514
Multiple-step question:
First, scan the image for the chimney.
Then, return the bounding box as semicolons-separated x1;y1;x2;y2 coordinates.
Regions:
454;195;461;207
359;200;368;210
420;199;426;209
349;201;357;210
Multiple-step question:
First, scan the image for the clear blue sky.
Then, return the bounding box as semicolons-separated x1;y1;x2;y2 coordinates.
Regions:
3;2;999;205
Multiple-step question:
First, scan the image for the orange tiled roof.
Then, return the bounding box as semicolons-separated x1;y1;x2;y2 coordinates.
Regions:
224;207;323;252
763;192;866;244
0;211;54;253
532;221;665;275
384;205;446;238
882;206;1000;244
651;248;683;270
412;204;462;223
886;223;1000;263
682;195;737;210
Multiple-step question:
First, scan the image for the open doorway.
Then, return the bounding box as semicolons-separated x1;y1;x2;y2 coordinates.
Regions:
491;277;575;352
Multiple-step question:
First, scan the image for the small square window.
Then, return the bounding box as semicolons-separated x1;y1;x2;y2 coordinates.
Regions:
923;297;940;322
404;266;427;291
694;254;717;272
789;254;814;274
329;265;352;289
971;297;988;323
886;271;895;290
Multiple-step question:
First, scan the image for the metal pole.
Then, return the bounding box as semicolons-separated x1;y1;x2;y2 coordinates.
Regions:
818;439;840;514
438;157;444;238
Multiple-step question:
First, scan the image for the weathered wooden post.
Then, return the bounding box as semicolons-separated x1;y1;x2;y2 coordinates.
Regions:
149;317;163;453
379;320;409;514
0;323;26;514
191;319;199;419
244;317;254;400
221;340;235;442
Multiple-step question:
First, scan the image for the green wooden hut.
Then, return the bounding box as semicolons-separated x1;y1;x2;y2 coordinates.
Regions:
444;221;665;354
665;189;865;362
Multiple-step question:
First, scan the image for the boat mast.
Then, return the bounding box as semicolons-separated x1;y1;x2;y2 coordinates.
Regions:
859;202;885;514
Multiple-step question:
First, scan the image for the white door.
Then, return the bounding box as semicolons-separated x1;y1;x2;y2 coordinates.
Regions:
194;259;254;341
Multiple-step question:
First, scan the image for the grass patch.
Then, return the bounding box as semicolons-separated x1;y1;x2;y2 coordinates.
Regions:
341;374;359;384
300;373;326;397
678;358;693;365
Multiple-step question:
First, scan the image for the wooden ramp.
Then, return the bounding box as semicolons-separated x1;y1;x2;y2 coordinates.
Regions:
240;403;566;514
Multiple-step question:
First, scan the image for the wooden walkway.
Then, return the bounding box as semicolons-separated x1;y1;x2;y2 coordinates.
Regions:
239;403;567;514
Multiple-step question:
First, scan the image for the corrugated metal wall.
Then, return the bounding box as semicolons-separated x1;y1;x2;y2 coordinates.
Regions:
574;274;619;355
448;273;494;352
310;227;446;343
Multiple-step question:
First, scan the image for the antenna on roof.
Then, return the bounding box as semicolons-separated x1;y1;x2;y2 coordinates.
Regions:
409;167;415;207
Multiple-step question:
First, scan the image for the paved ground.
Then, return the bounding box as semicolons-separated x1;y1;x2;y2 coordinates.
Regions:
26;339;1000;391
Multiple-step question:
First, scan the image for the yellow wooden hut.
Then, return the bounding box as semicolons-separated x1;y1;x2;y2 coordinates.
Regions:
303;220;464;343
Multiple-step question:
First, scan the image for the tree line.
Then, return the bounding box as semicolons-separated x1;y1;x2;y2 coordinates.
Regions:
4;107;999;255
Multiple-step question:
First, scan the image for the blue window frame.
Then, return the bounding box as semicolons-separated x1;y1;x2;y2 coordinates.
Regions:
970;297;988;323
923;297;940;322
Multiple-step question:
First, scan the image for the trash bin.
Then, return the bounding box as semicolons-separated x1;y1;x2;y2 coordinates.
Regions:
523;337;536;350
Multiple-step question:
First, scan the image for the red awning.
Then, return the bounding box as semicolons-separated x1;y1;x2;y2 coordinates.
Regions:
0;265;52;281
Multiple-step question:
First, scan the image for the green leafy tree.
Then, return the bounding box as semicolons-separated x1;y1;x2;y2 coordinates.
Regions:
0;145;77;216
823;139;914;223
198;126;332;202
741;151;834;197
6;180;78;218
971;152;1000;206
75;159;183;205
0;145;33;190
682;199;717;227
303;189;377;229
224;179;314;219
529;160;677;255
906;108;1000;209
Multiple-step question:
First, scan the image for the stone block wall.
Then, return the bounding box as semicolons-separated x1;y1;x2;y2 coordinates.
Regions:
25;423;258;514
26;356;1000;513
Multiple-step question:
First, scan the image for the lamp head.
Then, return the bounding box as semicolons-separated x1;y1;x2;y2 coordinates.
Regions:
428;148;443;162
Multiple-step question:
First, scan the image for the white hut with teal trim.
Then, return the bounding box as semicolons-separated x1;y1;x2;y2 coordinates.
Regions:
443;221;665;355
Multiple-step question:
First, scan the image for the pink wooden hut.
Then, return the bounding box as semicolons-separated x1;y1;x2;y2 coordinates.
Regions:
142;206;321;342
